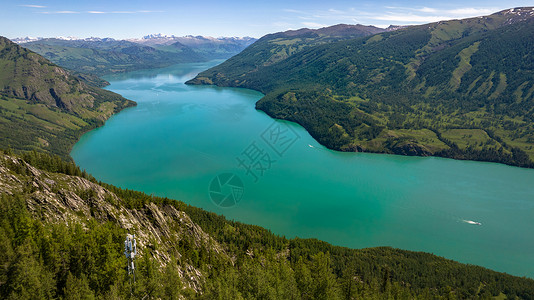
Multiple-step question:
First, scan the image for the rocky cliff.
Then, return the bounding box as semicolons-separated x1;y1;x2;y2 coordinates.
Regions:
0;152;224;292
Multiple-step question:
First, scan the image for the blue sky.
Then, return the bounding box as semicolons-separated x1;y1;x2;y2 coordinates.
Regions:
2;0;533;39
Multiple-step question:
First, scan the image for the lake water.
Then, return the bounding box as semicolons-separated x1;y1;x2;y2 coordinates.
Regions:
71;61;534;278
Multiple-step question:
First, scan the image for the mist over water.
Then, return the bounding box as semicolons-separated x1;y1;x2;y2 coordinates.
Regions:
71;61;534;278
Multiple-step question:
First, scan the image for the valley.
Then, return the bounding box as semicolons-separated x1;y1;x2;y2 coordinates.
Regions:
1;3;534;298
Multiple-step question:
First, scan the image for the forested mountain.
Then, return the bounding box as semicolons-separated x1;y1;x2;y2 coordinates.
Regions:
188;7;534;168
0;36;135;159
1;149;533;299
189;24;385;84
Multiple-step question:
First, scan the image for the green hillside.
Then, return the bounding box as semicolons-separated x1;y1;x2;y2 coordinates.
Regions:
188;7;534;168
191;24;385;85
1;150;533;299
0;36;135;159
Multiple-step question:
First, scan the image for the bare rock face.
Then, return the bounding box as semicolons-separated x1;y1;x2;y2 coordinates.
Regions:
0;153;225;292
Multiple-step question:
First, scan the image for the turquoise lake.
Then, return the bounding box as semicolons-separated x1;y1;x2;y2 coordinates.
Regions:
71;61;534;278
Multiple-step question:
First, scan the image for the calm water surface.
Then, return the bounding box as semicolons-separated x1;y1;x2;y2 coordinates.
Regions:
71;61;534;278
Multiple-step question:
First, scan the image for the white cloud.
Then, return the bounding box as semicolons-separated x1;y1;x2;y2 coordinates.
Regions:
281;7;368;29
327;9;346;15
39;11;79;14
284;7;369;23
385;6;496;16
280;5;503;30
447;8;495;15
47;10;163;15
19;4;46;8
417;7;438;13
374;14;454;23
301;22;329;28
273;21;293;27
283;9;306;14
369;6;501;25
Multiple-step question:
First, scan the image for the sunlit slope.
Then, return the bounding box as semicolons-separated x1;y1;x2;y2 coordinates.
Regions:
0;36;135;158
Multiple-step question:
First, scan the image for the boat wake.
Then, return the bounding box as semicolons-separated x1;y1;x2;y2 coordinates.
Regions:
462;219;482;226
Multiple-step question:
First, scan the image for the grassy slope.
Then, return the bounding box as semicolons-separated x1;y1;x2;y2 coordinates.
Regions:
0;36;135;159
188;8;534;168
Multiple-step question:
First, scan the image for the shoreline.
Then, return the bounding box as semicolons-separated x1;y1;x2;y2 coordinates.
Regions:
185;80;534;170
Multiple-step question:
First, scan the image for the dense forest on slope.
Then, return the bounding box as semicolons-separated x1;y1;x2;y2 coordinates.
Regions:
190;24;385;85
1;149;533;299
0;36;135;160
188;7;534;168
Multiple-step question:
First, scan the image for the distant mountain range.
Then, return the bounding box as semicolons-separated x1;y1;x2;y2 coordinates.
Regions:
12;34;256;46
21;38;204;78
11;36;80;43
145;35;257;60
128;33;256;47
188;7;534;168
13;34;256;79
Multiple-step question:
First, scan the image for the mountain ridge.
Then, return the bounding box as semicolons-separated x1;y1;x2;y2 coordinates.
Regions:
187;7;534;168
